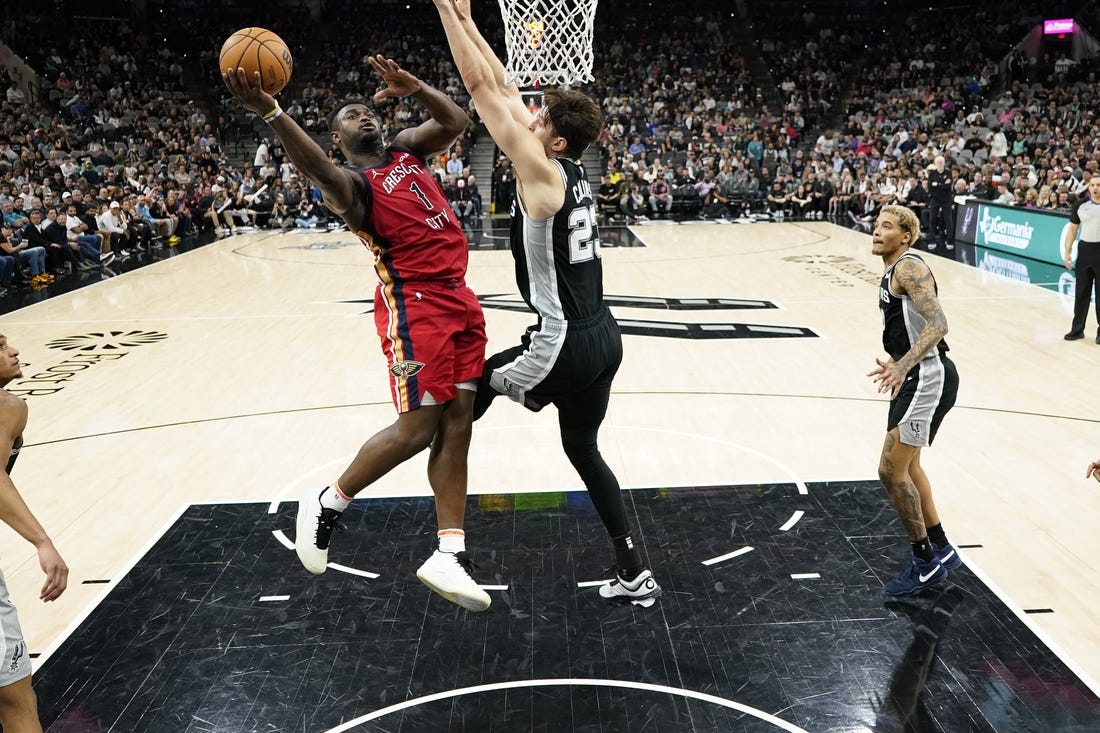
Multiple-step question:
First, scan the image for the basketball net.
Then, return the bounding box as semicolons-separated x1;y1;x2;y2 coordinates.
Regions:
498;0;597;88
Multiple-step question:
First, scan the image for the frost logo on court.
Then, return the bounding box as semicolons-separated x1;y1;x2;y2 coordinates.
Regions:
390;361;425;378
46;330;168;352
9;331;169;398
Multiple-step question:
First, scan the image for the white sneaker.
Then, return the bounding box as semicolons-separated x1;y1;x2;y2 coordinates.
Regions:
416;550;491;612
294;487;343;574
599;568;662;603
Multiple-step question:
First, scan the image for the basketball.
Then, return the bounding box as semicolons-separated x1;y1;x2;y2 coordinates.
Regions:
219;27;293;95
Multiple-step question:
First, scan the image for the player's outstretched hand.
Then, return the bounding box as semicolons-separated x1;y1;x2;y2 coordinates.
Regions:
449;0;471;20
38;540;68;602
1087;460;1100;482
369;54;422;102
222;67;278;118
868;357;904;400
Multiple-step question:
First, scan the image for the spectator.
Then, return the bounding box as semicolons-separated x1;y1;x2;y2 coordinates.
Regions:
0;220;48;288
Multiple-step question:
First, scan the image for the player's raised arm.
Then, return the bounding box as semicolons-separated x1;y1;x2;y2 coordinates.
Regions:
369;54;470;159
442;0;532;126
433;0;563;218
222;68;358;215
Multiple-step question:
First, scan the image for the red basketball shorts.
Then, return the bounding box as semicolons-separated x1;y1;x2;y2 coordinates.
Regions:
373;281;486;412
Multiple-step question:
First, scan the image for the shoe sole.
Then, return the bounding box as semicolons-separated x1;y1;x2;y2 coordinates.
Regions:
599;586;664;604
883;574;948;598
416;570;491;612
294;499;329;575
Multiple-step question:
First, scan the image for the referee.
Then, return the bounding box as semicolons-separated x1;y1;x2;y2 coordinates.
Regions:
1064;174;1100;342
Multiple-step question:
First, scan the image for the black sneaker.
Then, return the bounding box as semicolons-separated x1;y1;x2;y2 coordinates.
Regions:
1065;331;1085;341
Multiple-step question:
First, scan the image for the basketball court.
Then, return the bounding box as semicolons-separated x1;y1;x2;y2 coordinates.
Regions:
5;219;1100;730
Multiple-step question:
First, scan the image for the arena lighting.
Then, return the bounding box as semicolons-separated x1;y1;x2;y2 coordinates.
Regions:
1043;18;1075;34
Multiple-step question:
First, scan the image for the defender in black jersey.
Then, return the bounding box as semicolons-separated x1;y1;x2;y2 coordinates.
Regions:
869;206;960;597
0;334;68;729
436;0;662;603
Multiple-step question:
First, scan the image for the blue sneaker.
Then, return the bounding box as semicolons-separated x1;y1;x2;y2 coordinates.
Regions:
933;542;962;572
884;554;947;597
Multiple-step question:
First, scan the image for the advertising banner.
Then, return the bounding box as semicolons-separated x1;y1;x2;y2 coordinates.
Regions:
953;201;1077;266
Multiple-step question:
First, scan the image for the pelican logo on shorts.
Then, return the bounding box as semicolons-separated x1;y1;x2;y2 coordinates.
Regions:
390;361;425;379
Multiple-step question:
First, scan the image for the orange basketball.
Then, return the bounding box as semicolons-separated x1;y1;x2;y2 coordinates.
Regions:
219;27;293;95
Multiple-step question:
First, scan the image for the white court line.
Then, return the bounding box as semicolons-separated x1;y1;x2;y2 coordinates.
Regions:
702;546;754;566
270;530;381;579
326;563;380;579
323;678;807;732
258;595;290;602
479;585;509;591
790;573;821;580
619;427;810;495
959;552;1100;699
32;502;192;670
779;510;805;531
577;580;609;588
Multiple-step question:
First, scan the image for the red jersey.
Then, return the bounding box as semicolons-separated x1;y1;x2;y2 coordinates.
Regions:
352;148;468;284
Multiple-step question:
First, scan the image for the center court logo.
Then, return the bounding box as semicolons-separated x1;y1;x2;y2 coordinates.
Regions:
9;330;168;397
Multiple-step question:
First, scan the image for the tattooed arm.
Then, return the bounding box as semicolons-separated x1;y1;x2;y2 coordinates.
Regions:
871;257;948;398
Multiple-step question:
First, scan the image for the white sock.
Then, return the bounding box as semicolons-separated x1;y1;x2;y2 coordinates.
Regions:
437;528;466;554
319;484;350;512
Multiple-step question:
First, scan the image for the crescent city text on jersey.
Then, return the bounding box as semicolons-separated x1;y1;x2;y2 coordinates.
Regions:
381;158;424;195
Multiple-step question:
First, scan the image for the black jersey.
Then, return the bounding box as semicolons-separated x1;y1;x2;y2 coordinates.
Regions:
880;252;949;361
509;158;604;322
5;434;20;475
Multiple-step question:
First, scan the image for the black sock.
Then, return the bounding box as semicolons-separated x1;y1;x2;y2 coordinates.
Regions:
926;523;948;547
912;537;935;563
612;533;642;580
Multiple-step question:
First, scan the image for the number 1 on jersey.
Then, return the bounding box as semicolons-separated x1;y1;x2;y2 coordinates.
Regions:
409;181;434;211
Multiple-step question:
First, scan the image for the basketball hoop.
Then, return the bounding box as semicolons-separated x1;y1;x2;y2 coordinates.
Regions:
498;0;598;88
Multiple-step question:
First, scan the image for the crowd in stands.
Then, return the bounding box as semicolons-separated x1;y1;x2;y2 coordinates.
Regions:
2;0;1100;304
588;0;1100;243
0;3;485;300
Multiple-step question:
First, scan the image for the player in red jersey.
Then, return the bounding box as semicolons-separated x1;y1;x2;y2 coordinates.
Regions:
224;55;492;611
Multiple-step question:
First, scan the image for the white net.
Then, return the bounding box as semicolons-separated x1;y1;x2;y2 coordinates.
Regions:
497;0;598;87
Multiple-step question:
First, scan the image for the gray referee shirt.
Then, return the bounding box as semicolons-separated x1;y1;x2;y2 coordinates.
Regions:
1070;196;1100;243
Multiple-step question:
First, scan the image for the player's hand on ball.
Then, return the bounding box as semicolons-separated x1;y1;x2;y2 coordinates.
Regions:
222;67;277;117
1087;460;1100;482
